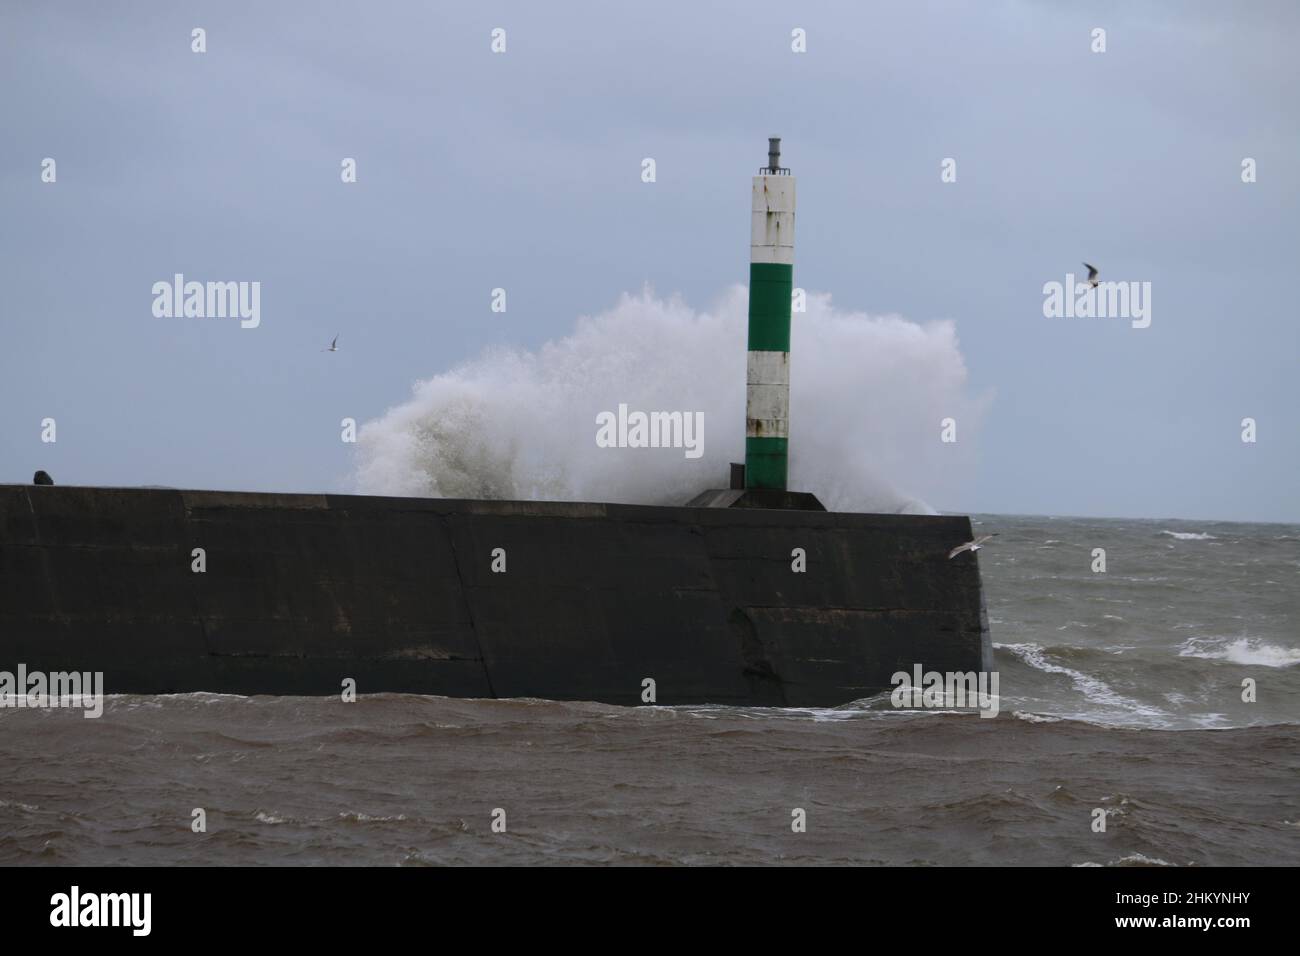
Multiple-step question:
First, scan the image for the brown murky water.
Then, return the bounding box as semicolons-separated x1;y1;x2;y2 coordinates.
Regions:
2;515;1297;865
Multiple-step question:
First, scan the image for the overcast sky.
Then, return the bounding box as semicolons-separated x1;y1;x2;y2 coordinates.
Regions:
2;1;1296;522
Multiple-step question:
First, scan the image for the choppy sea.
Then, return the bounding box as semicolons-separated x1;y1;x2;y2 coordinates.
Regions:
2;515;1296;865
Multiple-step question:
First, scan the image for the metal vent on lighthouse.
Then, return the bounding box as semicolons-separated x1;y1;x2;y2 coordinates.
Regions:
763;136;790;175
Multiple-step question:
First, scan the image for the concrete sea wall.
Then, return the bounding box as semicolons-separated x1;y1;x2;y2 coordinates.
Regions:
0;485;991;706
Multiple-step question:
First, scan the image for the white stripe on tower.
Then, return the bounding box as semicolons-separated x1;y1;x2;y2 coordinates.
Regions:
746;351;789;432
749;175;795;267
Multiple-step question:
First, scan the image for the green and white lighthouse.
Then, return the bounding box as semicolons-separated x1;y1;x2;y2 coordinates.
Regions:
745;137;795;490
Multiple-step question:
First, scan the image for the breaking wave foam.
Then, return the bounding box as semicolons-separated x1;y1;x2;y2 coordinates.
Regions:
996;642;1171;725
1178;637;1300;668
353;286;987;513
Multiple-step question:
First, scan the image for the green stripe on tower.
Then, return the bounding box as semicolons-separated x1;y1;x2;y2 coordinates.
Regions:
747;263;793;352
745;437;789;489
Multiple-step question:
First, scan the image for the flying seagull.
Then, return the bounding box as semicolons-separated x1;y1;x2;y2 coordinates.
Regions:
1082;262;1099;288
322;335;340;352
948;533;997;559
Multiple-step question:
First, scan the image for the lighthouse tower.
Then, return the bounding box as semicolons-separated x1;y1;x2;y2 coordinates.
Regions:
746;138;795;490
686;138;822;511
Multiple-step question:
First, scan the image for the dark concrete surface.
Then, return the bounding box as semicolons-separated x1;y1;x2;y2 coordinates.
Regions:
0;485;991;705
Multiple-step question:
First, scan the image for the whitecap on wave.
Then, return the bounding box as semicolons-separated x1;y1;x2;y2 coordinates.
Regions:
995;642;1173;726
1178;636;1300;668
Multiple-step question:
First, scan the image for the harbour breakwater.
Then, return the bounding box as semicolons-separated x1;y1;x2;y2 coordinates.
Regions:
0;485;990;706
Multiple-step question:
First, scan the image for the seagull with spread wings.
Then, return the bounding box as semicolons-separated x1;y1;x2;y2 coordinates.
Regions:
948;533;998;559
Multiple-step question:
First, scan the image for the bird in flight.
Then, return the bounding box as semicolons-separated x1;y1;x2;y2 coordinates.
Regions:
322;335;340;352
1082;262;1099;288
948;533;998;559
